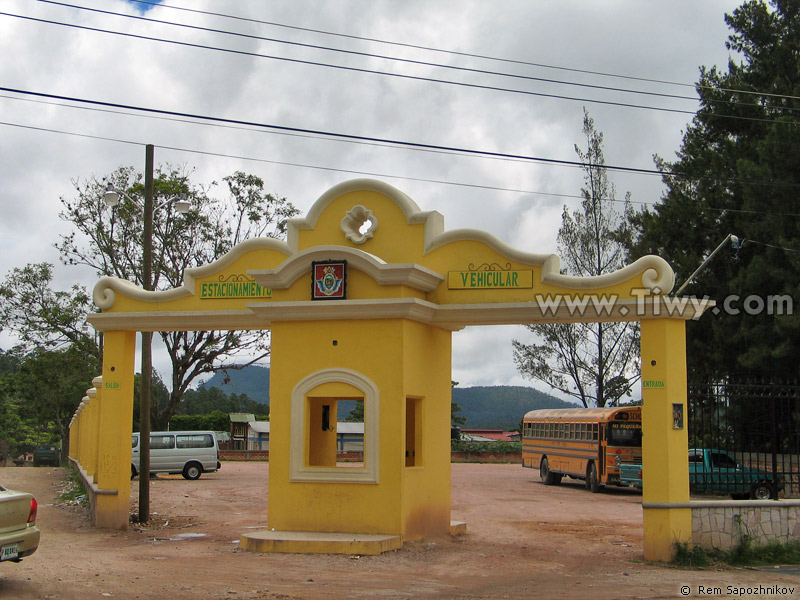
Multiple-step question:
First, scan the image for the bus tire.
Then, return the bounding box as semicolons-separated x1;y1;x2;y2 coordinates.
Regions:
586;462;601;493
540;457;562;486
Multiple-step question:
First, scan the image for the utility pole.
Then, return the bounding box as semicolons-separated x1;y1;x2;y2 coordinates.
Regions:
139;144;154;524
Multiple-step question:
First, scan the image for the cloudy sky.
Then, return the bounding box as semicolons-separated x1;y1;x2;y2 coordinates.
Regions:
0;0;743;393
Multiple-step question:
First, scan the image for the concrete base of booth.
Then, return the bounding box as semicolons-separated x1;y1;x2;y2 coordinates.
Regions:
240;521;467;555
240;530;403;555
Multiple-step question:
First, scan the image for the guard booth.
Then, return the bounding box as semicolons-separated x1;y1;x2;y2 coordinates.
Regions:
84;179;711;560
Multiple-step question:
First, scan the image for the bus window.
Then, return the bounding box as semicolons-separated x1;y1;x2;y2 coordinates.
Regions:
608;424;642;447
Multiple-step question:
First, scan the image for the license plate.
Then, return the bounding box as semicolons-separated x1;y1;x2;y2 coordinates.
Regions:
1;543;18;561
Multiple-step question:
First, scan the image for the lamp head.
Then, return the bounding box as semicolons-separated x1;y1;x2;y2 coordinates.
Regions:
174;196;191;214
103;184;120;208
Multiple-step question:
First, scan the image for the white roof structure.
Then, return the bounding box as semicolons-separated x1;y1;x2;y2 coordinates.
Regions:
246;421;363;435
248;421;270;434
336;422;365;435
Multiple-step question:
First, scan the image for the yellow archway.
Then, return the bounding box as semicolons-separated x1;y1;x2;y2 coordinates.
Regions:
74;179;711;560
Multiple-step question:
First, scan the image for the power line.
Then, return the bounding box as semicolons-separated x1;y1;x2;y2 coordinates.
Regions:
2;116;799;219
9;9;798;127
0;85;671;176
121;0;800;105
39;0;706;106
5;84;800;196
0;10;700;117
743;240;800;253
0;92;585;168
45;0;800;118
0;119;614;201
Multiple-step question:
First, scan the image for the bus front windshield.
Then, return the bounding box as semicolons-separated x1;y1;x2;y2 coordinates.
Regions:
608;423;642;447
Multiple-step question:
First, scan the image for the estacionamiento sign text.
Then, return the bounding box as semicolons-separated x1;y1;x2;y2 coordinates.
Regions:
200;280;272;299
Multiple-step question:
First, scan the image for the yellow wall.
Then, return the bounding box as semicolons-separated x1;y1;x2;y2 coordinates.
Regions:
400;320;452;539
267;317;452;538
269;319;404;534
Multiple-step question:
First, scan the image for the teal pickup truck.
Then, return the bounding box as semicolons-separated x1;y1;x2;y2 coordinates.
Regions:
619;448;783;500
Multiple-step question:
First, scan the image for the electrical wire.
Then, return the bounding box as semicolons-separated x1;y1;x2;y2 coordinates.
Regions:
2;116;800;219
5;84;800;198
0;119;617;201
9;8;799;127
119;0;800;105
38;0;707;106
44;0;800;119
0;85;671;176
742;240;800;253
1;10;700;117
0;92;596;169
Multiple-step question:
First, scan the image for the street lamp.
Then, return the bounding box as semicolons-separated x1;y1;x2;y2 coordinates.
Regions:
103;185;191;213
102;144;191;524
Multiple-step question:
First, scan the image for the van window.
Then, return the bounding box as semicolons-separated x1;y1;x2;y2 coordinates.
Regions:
150;435;175;450
176;434;214;449
132;435;138;449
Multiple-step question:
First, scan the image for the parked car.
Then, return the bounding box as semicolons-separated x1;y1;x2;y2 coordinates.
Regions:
619;448;783;499
131;431;221;480
0;485;40;562
33;445;60;467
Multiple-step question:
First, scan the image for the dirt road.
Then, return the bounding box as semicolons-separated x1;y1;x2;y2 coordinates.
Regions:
0;463;796;599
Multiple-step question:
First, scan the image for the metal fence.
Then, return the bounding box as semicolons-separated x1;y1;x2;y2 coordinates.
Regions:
688;380;800;498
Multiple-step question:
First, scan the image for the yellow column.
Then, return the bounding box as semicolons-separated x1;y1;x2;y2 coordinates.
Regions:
86;387;99;481
69;407;80;461
95;330;136;529
91;376;103;482
77;398;89;471
640;318;691;561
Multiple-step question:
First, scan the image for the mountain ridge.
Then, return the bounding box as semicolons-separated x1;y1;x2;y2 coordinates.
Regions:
201;366;574;430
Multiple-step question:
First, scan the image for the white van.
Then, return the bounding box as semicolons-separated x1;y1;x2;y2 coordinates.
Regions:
131;431;221;480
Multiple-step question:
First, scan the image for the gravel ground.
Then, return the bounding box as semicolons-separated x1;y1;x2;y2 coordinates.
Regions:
0;462;796;599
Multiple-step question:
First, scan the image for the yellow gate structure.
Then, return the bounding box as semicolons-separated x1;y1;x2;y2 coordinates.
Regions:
71;179;711;560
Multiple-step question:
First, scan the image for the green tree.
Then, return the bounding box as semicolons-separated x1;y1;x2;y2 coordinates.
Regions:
170;410;230;432
513;111;639;407
632;0;800;380
131;372;170;433
450;381;466;427
179;385;268;417
57;166;298;429
0;263;100;361
13;345;100;462
0;265;101;457
345;401;364;423
0;349;39;459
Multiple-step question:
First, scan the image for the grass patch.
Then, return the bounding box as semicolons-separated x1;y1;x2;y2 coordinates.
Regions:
59;467;88;506
673;541;712;567
673;538;800;568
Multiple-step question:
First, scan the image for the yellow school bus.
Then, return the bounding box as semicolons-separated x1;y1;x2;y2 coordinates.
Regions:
521;406;642;492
